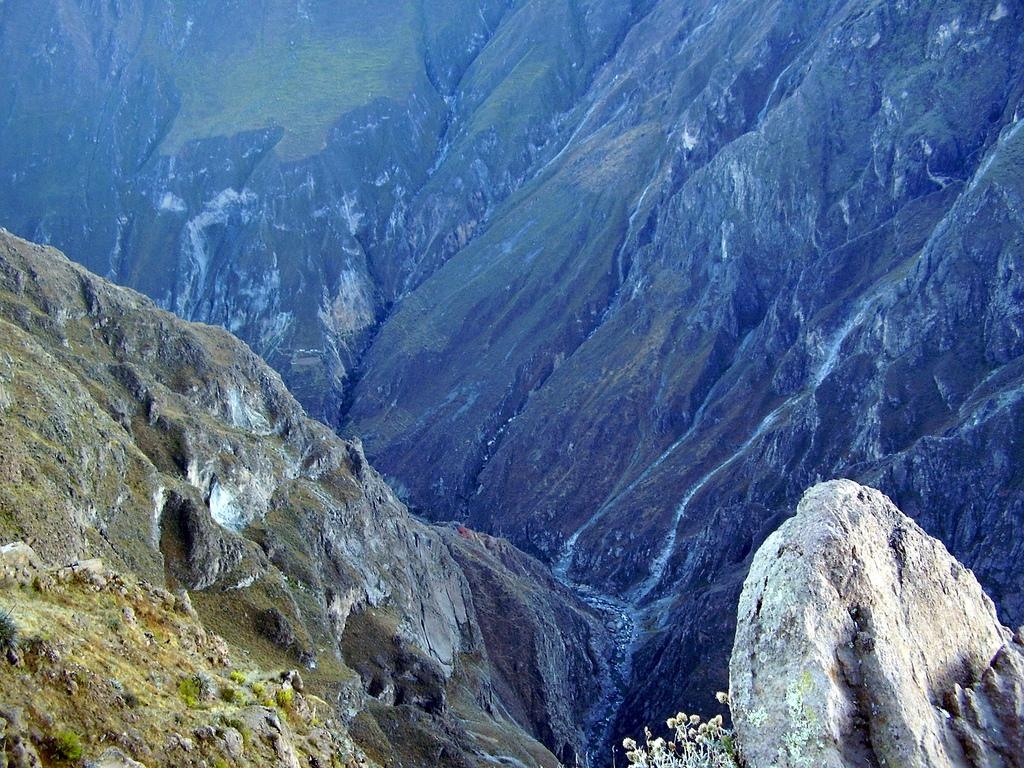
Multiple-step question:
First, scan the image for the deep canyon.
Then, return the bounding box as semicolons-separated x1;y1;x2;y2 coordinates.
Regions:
2;0;1024;763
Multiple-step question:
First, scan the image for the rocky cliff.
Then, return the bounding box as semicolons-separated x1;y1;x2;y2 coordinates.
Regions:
346;0;1024;739
3;0;1024;750
0;229;608;766
731;480;1024;768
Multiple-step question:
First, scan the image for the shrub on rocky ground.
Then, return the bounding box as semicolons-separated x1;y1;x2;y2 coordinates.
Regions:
49;729;84;762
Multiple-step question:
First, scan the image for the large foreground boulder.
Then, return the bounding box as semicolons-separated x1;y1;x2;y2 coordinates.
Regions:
730;479;1024;767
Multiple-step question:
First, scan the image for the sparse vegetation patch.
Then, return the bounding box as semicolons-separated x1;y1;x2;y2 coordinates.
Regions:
622;694;737;768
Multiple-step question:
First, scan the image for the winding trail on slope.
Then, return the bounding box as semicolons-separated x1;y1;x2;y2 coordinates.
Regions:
551;283;889;759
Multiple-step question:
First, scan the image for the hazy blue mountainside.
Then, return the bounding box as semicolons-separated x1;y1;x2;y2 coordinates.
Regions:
3;0;1024;750
0;0;648;422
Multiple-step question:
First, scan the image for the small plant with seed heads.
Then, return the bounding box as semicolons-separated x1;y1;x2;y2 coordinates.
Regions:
622;693;738;768
179;672;214;708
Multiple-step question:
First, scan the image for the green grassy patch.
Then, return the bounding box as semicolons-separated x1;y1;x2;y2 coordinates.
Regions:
158;3;421;160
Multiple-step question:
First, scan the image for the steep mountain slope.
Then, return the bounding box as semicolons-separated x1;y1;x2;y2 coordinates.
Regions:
3;0;1024;755
0;0;649;423
0;229;608;766
346;0;1024;738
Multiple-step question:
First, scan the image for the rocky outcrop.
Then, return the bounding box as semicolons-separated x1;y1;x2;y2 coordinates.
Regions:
730;480;1024;768
0;228;469;676
0;230;603;766
444;527;610;766
0;544;369;768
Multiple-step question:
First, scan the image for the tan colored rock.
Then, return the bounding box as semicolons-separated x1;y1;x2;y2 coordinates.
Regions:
238;708;301;768
0;543;41;572
730;479;1023;768
86;747;147;768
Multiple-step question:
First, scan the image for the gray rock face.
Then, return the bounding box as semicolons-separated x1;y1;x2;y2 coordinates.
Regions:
443;528;611;766
0;708;43;768
730;480;1024;768
86;747;148;768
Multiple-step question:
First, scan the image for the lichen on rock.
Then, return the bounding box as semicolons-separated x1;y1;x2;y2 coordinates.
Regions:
730;479;1024;768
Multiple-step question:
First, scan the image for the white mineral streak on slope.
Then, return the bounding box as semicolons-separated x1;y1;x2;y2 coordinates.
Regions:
554;329;738;581
557;306;780;578
635;292;884;603
681;125;700;150
258;309;294;357
969;114;1023;193
185;448;294;532
339;193;364;235
209;480;246;532
158;192;187;213
628;172;659;235
813;294;877;387
756;53;801;126
228;572;260;591
176;188;256;318
1006;114;1023;141
107;215;129;280
541;67;643;175
151;486;167;549
576;5;721;295
562;275;887;607
961;380;1024;429
631;404;786;604
622;293;889;606
607;162;663;298
479;754;533;768
225;387;273;435
318;268;376;338
924;160;954;189
544;97;604;172
553;402;705;582
227;266;277;331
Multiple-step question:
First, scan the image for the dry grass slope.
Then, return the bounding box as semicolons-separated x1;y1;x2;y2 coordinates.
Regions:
0;544;373;768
